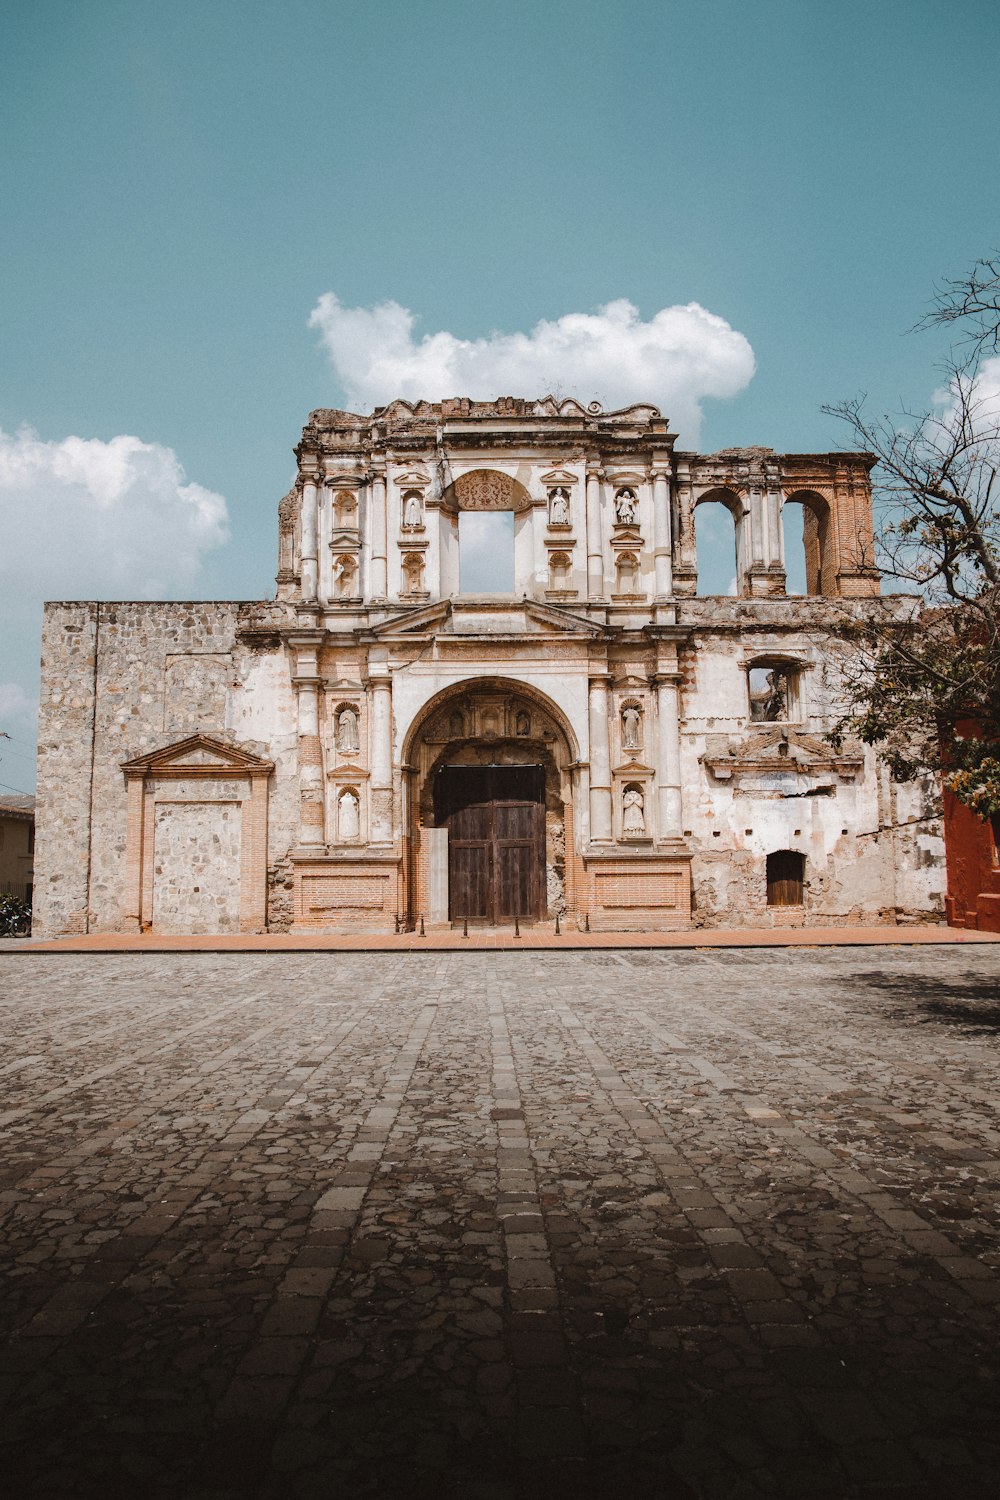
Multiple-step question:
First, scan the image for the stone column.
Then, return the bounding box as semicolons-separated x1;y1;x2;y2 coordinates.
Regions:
369;667;393;842
586;464;604;599
292;637;325;849
370;468;388;600
588;674;613;842
296;680;324;849
300;476;319;603
654;673;683;838
652;466;673;597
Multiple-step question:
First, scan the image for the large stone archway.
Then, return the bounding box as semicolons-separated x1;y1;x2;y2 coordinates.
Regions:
402;678;579;928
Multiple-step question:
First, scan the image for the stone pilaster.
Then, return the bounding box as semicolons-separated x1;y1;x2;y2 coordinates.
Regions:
370;467;388;601
292;636;325;849
588;673;613;843
654;672;683;838
652;465;673;597
300;475;319;603
586;464;604;599
368;667;393;843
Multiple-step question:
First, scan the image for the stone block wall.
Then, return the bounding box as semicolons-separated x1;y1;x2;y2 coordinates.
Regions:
33;600;299;938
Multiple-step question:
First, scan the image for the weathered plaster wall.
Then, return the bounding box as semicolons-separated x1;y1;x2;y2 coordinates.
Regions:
152;796;242;934
675;605;944;926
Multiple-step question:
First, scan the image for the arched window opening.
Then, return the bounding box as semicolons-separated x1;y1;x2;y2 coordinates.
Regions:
783;493;830;596
766;850;805;906
748;664;800;722
459;511;514;592
694;499;739;596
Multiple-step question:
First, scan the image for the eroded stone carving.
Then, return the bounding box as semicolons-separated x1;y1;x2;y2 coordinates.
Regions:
623;784;645;836
402;491;423;529
615;488;638;524
338;788;360;840
621;704;642;751
336;706;359;754
548;488;570;525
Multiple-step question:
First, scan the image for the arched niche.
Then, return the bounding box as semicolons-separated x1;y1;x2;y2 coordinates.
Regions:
782;489;832;596
694;487;746;596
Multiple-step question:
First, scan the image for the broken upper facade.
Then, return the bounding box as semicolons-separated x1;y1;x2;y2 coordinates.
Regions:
33;396;945;937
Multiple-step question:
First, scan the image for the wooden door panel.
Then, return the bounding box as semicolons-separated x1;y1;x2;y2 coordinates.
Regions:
440;764;545;922
450;841;490;919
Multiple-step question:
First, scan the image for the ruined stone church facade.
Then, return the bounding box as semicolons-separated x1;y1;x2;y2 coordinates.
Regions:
33;397;944;937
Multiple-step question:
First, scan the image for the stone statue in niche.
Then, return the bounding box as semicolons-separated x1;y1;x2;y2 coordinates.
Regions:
333;555;357;597
621;704;642;751
338;789;360;840
615;488;638;524
402;553;424;593
336;706;359;754
548;488;570;525
449;710;464;738
622;785;646;837
403;491;423;529
515;710;530;736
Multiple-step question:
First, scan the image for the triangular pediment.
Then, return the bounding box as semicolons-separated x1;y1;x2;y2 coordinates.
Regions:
702;727;863;787
122;733;274;776
369;597;607;642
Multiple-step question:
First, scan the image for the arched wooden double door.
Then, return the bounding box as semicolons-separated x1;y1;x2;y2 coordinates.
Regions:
434;764;545;924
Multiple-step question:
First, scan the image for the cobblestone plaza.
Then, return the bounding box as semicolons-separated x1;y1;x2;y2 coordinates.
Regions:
1;947;998;1497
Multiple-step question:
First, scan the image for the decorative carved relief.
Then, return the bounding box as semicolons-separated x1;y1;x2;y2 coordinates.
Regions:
448;469;532;513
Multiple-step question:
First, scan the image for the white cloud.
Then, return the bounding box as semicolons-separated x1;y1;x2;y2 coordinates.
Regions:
309;295;755;445
0;682;37;737
0;426;229;605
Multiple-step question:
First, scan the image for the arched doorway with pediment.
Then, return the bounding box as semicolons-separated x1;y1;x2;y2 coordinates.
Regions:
402;678;580;928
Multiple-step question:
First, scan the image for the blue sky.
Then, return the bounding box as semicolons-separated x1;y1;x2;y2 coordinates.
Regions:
1;0;998;792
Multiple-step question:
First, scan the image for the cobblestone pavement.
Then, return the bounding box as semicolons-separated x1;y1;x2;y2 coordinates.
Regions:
1;949;998;1500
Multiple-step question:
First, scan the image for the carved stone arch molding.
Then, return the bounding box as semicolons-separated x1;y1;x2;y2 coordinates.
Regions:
121;734;273;935
443;469;534;514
